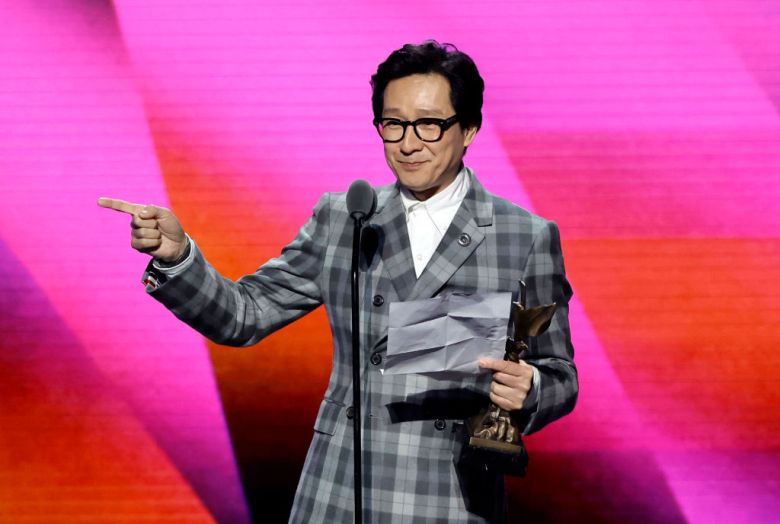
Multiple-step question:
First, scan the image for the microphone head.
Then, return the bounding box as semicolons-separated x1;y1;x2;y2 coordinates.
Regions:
346;179;377;220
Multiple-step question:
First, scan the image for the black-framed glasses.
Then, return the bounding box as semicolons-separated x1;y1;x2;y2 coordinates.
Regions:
373;115;459;143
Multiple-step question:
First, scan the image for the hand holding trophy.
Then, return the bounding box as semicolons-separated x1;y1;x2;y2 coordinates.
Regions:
459;281;557;477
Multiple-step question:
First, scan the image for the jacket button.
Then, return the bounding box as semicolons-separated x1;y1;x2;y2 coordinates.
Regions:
372;294;384;307
370;352;382;366
458;233;471;247
434;419;446;430
346;406;354;419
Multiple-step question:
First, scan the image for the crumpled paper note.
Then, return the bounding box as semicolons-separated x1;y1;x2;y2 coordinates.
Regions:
383;292;511;376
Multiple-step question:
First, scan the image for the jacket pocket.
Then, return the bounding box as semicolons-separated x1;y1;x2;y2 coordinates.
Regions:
313;398;345;436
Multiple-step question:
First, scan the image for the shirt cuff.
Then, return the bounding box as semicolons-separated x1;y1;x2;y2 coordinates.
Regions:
151;234;196;277
522;365;541;411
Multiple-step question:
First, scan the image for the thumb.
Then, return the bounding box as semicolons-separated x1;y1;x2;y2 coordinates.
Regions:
137;205;170;220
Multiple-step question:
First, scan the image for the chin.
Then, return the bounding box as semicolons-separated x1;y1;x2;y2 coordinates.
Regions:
397;176;432;193
394;167;428;184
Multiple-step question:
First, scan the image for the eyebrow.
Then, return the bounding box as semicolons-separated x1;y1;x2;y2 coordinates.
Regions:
382;107;450;118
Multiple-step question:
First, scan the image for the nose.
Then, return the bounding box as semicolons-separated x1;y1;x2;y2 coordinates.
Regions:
399;125;424;155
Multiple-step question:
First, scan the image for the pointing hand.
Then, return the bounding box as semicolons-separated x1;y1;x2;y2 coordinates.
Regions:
97;197;187;263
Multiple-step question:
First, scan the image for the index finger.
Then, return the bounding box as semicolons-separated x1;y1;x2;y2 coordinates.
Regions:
97;197;144;216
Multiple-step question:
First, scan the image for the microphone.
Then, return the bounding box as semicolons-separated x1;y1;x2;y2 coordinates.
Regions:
347;179;377;221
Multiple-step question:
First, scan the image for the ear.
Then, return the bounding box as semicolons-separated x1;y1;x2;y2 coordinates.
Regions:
462;126;478;147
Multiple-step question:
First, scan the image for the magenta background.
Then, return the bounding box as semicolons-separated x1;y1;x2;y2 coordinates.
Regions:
1;1;779;522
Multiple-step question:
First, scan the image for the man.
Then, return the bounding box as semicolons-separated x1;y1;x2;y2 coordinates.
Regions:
99;41;577;523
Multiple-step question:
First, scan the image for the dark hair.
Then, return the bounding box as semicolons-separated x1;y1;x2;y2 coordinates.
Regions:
370;41;484;130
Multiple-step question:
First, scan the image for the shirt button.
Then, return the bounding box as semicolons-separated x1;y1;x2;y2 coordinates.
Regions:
372;294;384;307
434;419;446;431
346;406;354;419
370;352;382;366
458;233;471;247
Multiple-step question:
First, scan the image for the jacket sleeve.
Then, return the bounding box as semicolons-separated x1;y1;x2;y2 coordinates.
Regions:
145;193;331;347
519;219;578;434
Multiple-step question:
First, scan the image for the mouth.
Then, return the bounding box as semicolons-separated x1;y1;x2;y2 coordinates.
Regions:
398;161;428;170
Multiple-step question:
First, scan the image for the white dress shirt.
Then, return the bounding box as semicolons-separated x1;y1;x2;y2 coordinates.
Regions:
400;166;470;277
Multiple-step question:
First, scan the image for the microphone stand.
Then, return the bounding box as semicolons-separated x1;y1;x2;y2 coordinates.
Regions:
346;178;375;524
350;213;365;524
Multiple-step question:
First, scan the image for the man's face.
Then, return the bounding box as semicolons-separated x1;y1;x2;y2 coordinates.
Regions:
381;73;478;201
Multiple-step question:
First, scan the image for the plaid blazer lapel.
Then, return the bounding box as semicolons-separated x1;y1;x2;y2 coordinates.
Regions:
408;173;494;301
370;184;418;302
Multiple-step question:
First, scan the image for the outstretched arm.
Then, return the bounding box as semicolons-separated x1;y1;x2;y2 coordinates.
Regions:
97;195;329;347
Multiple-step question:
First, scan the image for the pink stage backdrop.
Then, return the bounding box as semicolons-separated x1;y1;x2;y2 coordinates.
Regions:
1;1;778;522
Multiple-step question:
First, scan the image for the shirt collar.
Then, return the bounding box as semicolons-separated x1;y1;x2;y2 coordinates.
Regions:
400;165;471;217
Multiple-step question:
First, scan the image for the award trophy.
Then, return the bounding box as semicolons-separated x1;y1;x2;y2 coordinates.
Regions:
458;281;557;477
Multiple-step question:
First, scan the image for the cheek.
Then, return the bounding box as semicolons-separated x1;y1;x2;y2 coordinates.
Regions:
384;143;400;158
440;144;460;164
382;146;395;165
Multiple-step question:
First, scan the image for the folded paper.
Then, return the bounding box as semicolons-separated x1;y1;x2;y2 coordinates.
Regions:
384;292;512;376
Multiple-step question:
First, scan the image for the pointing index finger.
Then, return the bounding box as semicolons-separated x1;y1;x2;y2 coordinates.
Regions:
97;197;144;216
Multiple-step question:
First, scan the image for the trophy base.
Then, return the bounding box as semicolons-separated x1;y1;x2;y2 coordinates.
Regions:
456;420;528;477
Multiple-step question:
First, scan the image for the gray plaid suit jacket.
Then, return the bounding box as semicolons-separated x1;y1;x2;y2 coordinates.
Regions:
146;169;577;523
